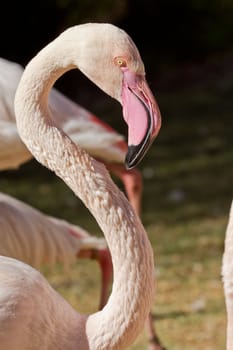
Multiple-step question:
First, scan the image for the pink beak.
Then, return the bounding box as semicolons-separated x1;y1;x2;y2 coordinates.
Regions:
121;70;161;169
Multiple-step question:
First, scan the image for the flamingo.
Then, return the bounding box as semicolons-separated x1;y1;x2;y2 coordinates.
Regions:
5;22;161;349
0;56;164;348
222;200;233;350
0;191;112;310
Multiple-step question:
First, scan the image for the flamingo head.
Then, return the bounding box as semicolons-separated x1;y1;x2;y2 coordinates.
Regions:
62;23;161;169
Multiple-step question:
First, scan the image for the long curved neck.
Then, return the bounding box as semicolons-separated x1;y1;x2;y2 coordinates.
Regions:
15;36;155;350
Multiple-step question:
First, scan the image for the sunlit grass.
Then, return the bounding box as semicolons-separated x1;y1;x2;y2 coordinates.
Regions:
0;72;232;349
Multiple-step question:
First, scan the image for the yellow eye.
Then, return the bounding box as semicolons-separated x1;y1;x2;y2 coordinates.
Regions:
114;57;127;68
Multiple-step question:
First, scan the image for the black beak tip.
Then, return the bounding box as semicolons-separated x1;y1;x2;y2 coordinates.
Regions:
125;144;142;170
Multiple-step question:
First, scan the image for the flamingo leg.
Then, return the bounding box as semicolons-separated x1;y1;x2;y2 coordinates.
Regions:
95;248;113;309
77;247;113;310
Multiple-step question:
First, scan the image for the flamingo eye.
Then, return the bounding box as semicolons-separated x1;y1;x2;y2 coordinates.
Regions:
114;57;127;68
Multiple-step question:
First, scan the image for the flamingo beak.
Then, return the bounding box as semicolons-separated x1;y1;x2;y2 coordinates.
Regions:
121;70;161;169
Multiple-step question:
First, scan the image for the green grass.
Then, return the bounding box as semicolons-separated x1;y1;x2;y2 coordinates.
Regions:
0;67;232;349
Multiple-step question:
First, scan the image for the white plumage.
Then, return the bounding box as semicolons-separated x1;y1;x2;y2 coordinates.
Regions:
0;192;106;269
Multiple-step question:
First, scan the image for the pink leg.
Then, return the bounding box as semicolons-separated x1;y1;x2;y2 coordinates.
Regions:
77;247;113;310
96;248;113;309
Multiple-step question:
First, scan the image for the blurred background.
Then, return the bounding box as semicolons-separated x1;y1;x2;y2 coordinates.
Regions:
0;1;233;349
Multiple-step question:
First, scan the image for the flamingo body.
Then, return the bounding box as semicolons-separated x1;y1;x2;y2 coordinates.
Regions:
0;192;106;268
0;256;87;350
